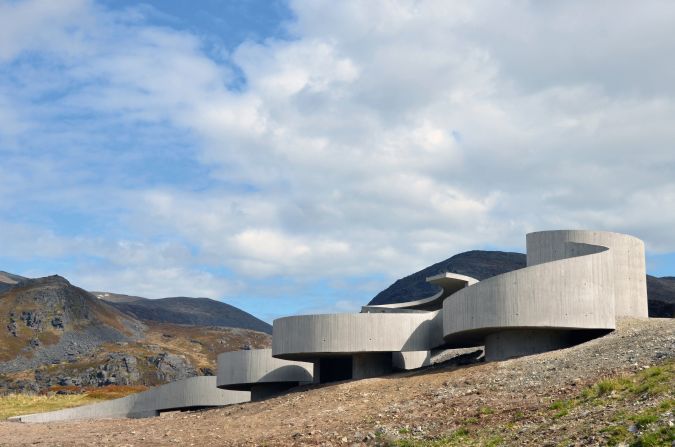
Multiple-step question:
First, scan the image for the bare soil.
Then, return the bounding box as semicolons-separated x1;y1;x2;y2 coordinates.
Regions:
0;318;673;446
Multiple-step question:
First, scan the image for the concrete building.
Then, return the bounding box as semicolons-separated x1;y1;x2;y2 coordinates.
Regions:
13;229;649;422
272;273;476;381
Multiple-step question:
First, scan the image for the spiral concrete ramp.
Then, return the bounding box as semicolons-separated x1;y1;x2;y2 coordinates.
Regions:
10;377;249;423
217;349;313;400
443;230;648;360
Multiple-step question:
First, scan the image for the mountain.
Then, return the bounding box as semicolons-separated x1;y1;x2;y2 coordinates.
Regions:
646;275;675;318
0;274;271;392
368;250;675;318
0;271;26;294
94;293;271;334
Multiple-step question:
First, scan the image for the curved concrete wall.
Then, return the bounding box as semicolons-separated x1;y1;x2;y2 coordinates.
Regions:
11;377;250;423
443;230;647;360
272;312;443;360
217;348;313;394
526;230;648;318
362;272;478;312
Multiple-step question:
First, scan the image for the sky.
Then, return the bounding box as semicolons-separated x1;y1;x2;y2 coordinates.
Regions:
1;0;675;322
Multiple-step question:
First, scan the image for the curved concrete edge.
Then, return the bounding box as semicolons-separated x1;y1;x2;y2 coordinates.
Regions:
442;230;646;360
526;230;648;318
362;272;478;313
10;377;250;423
272;311;443;360
217;348;313;399
392;350;431;370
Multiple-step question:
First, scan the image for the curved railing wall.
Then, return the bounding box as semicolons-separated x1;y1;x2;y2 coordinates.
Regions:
362;272;478;312
217;349;313;400
443;230;647;360
272;312;443;360
526;230;648;318
10;377;250;423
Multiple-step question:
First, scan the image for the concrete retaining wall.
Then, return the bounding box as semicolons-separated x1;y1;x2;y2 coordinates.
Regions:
11;377;249;423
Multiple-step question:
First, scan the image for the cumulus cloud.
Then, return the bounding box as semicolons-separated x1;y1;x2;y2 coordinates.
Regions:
1;0;675;316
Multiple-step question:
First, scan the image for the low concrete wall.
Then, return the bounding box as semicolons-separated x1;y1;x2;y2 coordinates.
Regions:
11;377;250;423
217;349;313;398
272;312;444;361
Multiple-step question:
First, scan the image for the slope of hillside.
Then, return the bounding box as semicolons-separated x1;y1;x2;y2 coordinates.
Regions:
0;275;143;369
647;275;675;318
95;294;272;334
369;250;675;317
0;271;26;294
1;318;672;446
0;275;272;392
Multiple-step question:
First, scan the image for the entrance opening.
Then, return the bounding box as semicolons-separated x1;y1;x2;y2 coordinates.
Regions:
319;356;352;383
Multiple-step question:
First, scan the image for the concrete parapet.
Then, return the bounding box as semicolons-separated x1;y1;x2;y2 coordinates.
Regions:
272;312;444;360
217;349;313;400
526;230;648;318
362;272;478;312
11;377;249;423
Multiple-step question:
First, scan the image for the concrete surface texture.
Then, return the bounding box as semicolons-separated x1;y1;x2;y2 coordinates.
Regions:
526;230;648;318
443;230;647;360
10;377;249;423
217;349;313;400
272;312;444;360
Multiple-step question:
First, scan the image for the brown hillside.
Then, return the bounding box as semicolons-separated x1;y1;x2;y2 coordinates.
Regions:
0;318;672;446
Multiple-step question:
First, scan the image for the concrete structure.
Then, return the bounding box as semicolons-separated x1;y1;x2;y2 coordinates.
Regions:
362;272;478;312
272;311;444;382
217;349;313;400
14;229;650;422
443;230;647;360
10;377;249;423
271;273;474;381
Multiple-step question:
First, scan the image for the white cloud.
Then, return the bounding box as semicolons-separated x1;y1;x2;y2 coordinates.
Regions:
2;0;675;311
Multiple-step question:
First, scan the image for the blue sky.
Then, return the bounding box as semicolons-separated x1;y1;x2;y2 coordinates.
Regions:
1;0;675;322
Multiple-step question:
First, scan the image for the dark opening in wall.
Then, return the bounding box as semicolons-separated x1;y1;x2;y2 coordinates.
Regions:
319;356;352;383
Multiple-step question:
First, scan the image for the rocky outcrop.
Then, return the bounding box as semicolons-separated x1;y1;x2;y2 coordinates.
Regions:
0;272;271;392
149;353;197;382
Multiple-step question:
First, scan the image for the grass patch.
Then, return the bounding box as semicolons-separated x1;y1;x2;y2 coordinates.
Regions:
0;385;146;419
479;406;494;415
0;394;99;420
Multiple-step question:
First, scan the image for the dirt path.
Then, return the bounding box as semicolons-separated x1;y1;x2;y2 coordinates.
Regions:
1;318;673;446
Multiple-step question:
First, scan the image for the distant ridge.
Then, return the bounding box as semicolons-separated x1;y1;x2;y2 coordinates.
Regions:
96;293;272;334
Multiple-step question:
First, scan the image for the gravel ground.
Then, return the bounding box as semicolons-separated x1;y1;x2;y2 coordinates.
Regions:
0;317;672;446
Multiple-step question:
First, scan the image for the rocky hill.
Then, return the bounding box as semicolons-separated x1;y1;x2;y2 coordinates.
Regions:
0;274;271;392
0;271;25;294
94;293;271;334
369;250;675;317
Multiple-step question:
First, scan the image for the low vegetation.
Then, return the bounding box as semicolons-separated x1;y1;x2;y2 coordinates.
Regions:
0;385;146;420
390;361;675;446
